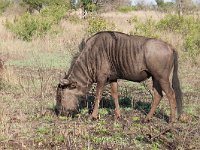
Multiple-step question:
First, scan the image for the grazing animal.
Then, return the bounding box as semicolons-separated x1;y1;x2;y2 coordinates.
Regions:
56;31;183;123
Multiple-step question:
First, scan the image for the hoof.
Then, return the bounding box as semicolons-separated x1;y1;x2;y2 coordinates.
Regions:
114;114;121;120
178;113;191;123
169;118;176;124
89;114;98;120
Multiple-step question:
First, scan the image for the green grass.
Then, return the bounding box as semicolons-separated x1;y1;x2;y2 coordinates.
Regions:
7;50;72;69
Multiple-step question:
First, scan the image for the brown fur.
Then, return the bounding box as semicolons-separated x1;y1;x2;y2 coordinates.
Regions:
56;31;183;123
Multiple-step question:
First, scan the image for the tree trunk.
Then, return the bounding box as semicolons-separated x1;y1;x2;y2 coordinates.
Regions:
176;0;183;16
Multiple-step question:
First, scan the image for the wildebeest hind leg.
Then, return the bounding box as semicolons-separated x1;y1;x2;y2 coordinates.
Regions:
111;82;120;118
159;80;177;123
145;78;163;122
91;81;106;119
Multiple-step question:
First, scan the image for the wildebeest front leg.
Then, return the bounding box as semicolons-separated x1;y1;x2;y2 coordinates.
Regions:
91;82;105;119
145;79;163;122
111;82;120;118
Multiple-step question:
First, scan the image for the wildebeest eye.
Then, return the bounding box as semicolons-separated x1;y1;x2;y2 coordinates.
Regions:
57;81;77;90
69;81;77;89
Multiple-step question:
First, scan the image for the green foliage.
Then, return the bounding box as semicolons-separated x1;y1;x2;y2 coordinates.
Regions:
157;15;187;33
40;5;68;23
87;16;116;35
130;16;159;38
157;14;200;60
80;0;97;12
0;0;10;14
23;0;71;11
155;0;164;7
81;0;91;6
185;32;200;60
129;14;200;61
86;3;97;12
47;0;71;7
23;0;45;9
6;13;51;41
156;0;175;12
117;6;135;13
5;4;68;41
157;14;200;35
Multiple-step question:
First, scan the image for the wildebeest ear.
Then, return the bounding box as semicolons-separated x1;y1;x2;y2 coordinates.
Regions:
69;81;77;89
60;79;70;86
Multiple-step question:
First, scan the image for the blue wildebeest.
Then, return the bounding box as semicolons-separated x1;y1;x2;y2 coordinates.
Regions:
55;31;183;123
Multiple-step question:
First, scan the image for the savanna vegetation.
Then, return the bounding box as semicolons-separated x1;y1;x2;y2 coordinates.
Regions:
0;0;200;149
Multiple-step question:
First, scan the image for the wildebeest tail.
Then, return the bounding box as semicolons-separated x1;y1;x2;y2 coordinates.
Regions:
172;50;183;116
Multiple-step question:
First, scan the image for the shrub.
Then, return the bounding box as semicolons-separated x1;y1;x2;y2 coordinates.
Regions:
185;32;200;60
81;0;96;12
130;16;159;38
86;3;97;12
156;1;175;12
157;14;199;35
40;5;68;24
129;14;200;61
156;15;184;32
23;0;71;12
5;5;68;41
6;13;38;41
157;14;200;60
6;13;52;41
87;16;116;35
23;0;46;12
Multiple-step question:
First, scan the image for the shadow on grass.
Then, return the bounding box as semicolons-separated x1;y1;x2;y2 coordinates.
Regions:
79;95;169;122
52;94;169;122
134;101;169;122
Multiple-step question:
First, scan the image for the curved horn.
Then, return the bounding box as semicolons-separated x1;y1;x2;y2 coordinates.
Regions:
60;79;70;86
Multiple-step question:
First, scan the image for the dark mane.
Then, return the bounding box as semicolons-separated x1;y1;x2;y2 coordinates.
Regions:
64;31;124;78
65;38;87;78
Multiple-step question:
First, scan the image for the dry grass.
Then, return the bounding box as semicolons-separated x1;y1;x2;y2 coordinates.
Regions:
0;10;200;149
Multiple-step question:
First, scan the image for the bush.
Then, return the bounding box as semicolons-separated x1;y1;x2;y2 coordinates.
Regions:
129;14;200;61
5;4;68;41
23;0;71;12
156;1;175;12
87;17;116;35
0;0;10;14
130;16;159;38
185;32;200;60
157;14;200;60
86;3;97;12
6;13;52;41
23;0;46;12
157;14;199;35
81;0;95;12
117;6;135;13
40;5;68;23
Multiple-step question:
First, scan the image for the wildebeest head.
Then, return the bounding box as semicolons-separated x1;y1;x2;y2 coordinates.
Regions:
55;79;80;116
